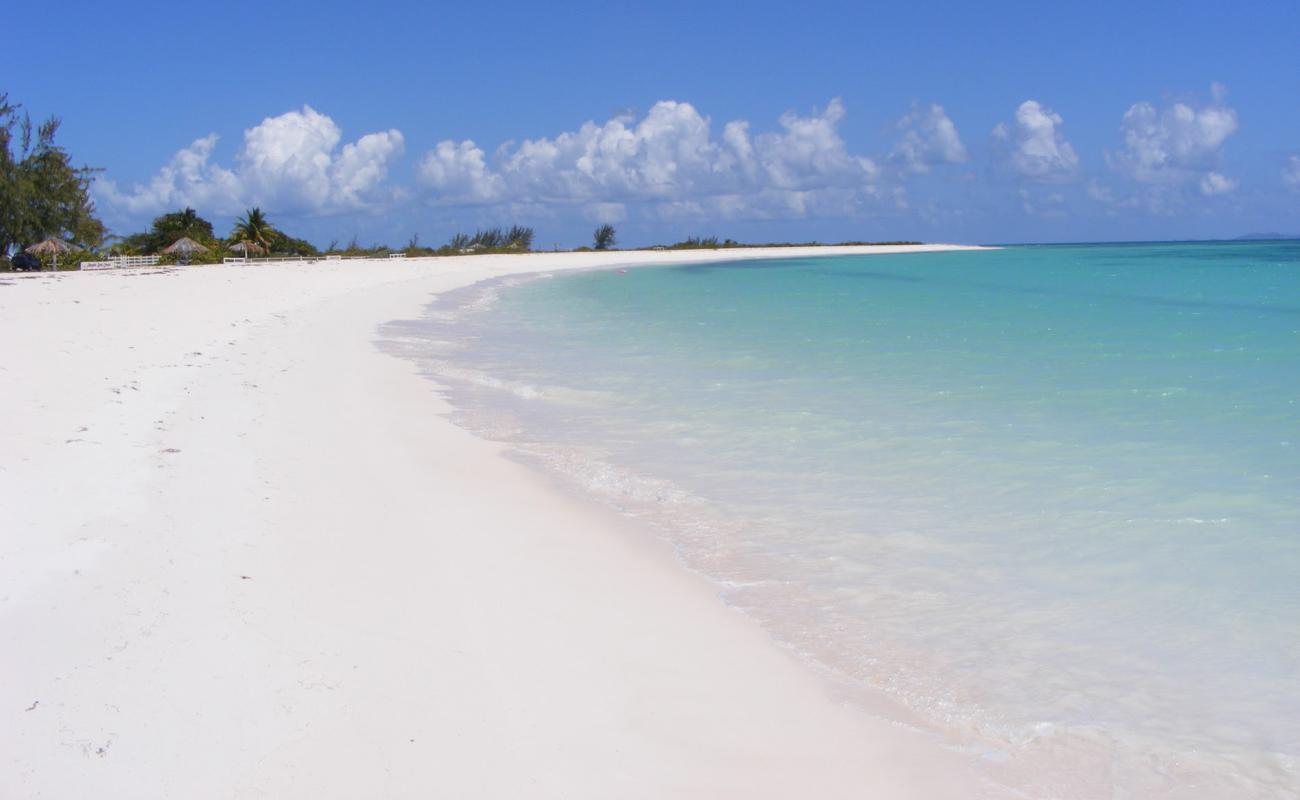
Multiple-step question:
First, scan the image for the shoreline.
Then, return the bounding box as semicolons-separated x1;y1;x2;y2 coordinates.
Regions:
1;245;993;798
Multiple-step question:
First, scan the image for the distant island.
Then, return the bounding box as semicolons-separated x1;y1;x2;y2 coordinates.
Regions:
1234;233;1300;241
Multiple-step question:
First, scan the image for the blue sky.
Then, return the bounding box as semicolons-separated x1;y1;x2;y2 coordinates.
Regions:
4;0;1297;247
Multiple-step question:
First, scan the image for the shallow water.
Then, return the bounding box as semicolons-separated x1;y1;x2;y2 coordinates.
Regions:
386;242;1300;797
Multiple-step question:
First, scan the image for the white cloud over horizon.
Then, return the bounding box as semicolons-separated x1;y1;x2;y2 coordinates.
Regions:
1107;85;1237;191
1083;85;1241;215
97;106;404;222
890;103;967;175
88;89;1269;243
991;100;1080;183
416;99;886;221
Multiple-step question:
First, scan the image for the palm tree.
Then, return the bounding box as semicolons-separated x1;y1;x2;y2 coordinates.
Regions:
230;207;275;255
177;207;200;236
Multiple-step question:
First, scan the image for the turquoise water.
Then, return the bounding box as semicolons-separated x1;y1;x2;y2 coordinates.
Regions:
389;242;1300;797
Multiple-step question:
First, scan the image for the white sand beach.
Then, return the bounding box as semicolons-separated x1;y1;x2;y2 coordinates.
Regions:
1;246;991;799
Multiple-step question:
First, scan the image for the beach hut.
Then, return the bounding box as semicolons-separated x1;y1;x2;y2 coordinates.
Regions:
25;237;76;271
164;236;209;265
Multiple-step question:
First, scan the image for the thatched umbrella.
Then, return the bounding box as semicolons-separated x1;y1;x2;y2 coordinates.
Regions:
164;237;209;265
228;241;266;261
26;237;76;271
164;236;209;255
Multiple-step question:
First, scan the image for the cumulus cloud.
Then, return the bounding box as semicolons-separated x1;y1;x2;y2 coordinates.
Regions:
97;106;404;219
751;99;880;191
1284;155;1300;191
416;99;882;219
418;140;503;202
96;135;242;217
1105;85;1237;191
890;103;967;174
991;100;1080;182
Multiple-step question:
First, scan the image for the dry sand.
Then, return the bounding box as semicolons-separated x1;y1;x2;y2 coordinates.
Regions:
1;246;992;798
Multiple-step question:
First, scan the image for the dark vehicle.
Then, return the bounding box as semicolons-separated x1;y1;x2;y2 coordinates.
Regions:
10;252;41;271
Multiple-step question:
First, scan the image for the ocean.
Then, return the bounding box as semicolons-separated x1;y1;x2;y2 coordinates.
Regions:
385;242;1300;797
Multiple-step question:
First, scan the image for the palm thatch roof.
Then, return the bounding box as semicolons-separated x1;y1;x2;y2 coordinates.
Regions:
228;240;266;255
26;237;76;255
164;236;210;255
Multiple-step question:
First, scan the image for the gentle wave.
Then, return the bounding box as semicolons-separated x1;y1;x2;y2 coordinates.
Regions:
382;242;1300;798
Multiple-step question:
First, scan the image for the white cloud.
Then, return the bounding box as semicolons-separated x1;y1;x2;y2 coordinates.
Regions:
1283;155;1300;191
1198;171;1236;196
96;134;242;217
749;99;880;191
320;130;404;208
417;140;503;202
97;106;404;220
416;99;881;219
1087;85;1241;214
890;103;967;174
1106;87;1237;190
991;100;1080;182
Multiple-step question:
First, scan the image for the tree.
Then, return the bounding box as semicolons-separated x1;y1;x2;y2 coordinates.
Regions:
157;207;214;242
267;229;319;257
440;225;535;254
593;224;616;250
0;92;104;259
472;227;505;248
505;225;534;250
124;207;217;253
229;207;276;253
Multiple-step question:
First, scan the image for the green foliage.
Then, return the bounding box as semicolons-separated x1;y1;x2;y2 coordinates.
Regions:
643;235;731;250
215;208;317;258
267;229;319;257
473;228;505;248
505;225;534;250
229;207;276;253
593;224;616;250
118;207;218;254
646;237;923;251
836;240;922;246
31;248;83;271
438;225;535;254
0;92;105;257
115;232;153;255
399;234;443;257
668;235;722;249
153;207;215;246
156;248;223;266
324;235;390;257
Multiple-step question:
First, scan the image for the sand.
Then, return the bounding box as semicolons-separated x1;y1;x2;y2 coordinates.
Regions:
1;246;992;799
